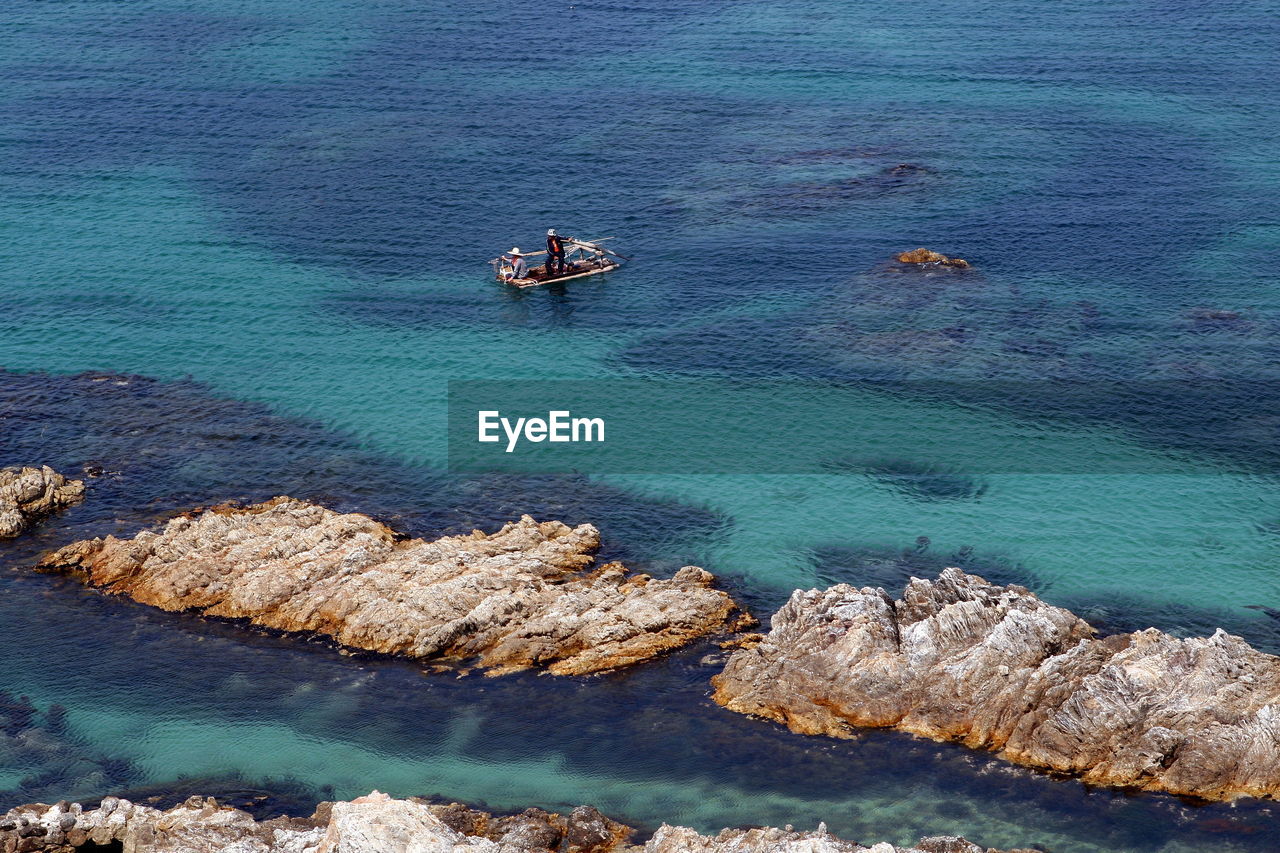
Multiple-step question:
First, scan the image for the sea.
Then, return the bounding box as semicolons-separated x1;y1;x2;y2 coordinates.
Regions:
2;1;1280;850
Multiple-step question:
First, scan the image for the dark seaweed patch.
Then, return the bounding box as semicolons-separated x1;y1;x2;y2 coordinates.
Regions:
827;456;989;502
732;162;936;218
0;692;134;809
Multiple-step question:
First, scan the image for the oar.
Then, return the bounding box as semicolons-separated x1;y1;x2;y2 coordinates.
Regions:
585;244;631;261
491;237;627;264
567;240;631;261
505;237;615;260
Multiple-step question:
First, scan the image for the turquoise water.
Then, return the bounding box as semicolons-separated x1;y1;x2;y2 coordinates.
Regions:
3;0;1280;850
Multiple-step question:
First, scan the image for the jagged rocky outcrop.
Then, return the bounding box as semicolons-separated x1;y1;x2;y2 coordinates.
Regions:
0;467;84;539
0;792;625;853
648;825;1014;853
894;248;970;268
37;498;749;675
0;791;1023;853
712;568;1280;802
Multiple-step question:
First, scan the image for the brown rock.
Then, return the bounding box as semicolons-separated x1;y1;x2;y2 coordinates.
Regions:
37;498;747;676
418;800;633;851
0;466;84;539
564;805;632;853
428;801;491;837
719;633;765;650
895;248;971;268
712;568;1280;802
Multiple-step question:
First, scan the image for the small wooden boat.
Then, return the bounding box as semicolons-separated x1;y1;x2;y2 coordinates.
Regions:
490;237;625;288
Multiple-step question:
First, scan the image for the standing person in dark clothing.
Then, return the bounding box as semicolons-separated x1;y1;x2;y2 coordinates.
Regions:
546;229;567;277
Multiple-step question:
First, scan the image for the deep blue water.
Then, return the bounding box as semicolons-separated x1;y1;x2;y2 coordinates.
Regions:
3;0;1280;850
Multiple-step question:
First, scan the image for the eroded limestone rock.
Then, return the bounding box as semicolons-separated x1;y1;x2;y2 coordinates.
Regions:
0;466;84;539
0;792;1023;853
647;824;1011;853
712;568;1280;801
38;498;749;675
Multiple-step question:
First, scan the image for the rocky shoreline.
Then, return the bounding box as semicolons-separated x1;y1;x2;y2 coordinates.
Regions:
713;568;1280;802
0;467;83;540
37;498;750;676
0;790;1026;853
9;460;1280;825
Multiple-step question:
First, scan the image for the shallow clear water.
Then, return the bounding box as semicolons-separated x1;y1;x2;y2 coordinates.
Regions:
2;0;1280;850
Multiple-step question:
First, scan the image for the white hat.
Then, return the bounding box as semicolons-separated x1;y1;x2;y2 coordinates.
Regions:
547;229;557;236
509;247;521;255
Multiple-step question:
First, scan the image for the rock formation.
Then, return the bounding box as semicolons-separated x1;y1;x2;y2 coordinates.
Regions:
647;825;1011;853
0;467;84;539
0;791;1024;853
38;498;749;675
894;248;970;268
0;792;625;853
712;568;1280;802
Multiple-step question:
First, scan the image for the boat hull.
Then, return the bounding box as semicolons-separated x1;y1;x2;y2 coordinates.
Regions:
500;260;620;289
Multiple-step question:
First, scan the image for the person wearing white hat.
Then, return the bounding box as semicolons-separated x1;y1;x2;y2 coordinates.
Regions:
503;248;527;282
545;229;567;277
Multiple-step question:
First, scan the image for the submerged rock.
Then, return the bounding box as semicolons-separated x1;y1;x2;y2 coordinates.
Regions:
0;791;1024;852
38;498;749;676
1182;307;1254;334
0;692;132;811
843;458;989;502
712;568;1280;802
0;466;84;539
894;248;971;268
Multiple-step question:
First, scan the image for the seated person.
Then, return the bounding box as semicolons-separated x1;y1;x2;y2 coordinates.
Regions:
503;248;528;282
